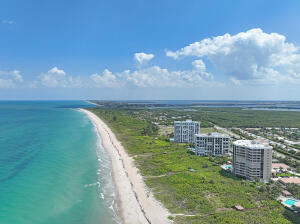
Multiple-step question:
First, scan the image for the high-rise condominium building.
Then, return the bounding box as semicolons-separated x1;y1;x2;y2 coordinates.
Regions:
174;120;200;143
232;140;272;181
195;132;230;156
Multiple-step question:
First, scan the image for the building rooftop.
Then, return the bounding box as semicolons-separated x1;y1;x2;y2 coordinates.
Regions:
174;120;198;123
272;163;290;169
282;190;292;196
233;140;272;150
195;132;229;138
279;177;300;185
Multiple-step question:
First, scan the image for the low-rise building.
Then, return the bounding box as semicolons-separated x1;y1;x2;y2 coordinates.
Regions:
232;140;272;181
195;132;230;156
279;177;300;186
174;120;200;143
282;190;292;197
272;163;291;173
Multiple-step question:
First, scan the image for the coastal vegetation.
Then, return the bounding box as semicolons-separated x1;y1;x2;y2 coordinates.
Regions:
91;102;300;128
286;183;300;198
87;107;299;224
171;107;300;128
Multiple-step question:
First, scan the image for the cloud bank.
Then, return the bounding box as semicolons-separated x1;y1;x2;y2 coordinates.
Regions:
88;54;213;88
4;29;300;90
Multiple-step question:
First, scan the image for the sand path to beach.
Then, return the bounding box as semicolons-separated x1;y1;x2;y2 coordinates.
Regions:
80;109;170;224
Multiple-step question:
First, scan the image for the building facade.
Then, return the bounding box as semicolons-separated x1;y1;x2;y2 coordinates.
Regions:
174;120;200;143
232;140;272;181
195;132;230;156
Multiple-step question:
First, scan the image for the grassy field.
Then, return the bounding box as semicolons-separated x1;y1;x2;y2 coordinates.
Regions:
88;107;299;224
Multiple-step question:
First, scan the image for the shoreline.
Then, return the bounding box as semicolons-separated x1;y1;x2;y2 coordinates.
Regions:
80;109;170;224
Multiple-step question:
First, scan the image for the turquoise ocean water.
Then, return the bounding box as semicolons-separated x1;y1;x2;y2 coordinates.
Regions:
0;101;119;224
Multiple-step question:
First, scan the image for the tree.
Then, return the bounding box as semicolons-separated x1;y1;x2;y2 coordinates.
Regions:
286;183;300;198
142;122;158;136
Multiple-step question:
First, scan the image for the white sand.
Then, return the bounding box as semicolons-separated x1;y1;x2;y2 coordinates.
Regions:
80;109;170;224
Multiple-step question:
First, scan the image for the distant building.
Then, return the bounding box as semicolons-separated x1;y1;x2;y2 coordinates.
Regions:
232;140;272;181
195;132;230;156
174;120;200;143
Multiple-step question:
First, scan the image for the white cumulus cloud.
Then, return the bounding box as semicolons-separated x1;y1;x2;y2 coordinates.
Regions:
124;65;212;87
38;67;84;88
0;70;23;88
0;79;14;88
134;52;154;64
90;69;122;87
90;53;214;88
166;28;300;84
10;70;23;82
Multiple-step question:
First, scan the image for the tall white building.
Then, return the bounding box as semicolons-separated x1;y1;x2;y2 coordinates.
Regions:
174;120;200;143
232;140;272;181
195;132;230;156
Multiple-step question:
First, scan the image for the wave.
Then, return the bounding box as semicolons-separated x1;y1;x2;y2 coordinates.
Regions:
92;124;122;224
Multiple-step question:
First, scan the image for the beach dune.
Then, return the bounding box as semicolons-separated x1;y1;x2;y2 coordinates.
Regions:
80;109;170;224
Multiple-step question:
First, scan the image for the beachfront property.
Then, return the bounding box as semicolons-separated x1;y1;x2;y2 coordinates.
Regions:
174;120;200;143
195;132;230;156
232;140;272;181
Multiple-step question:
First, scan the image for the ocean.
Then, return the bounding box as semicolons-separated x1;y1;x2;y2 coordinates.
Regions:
0;101;119;224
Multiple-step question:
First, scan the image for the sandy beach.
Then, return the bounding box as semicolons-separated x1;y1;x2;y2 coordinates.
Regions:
86;100;100;107
80;109;170;224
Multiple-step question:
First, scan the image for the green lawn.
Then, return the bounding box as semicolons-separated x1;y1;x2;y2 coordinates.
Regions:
87;108;299;224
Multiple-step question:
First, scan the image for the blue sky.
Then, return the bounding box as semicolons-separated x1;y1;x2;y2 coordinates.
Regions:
1;0;300;100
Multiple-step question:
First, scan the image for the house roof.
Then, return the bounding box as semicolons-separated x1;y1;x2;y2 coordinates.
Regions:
282;190;292;195
279;177;300;185
272;163;290;169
